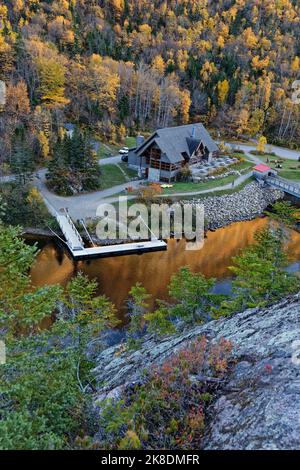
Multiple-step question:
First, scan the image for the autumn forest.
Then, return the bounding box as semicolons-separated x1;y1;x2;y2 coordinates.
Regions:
1;0;300;167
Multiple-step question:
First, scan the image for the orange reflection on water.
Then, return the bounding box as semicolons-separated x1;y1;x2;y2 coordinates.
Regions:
30;218;300;318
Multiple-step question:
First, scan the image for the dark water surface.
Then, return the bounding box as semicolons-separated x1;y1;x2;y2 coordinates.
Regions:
29;218;300;322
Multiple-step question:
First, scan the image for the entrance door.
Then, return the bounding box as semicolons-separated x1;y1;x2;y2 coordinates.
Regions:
148;168;161;182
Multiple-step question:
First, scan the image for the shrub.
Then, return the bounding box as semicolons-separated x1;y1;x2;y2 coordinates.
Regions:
177;165;192;182
137;183;163;204
99;336;233;450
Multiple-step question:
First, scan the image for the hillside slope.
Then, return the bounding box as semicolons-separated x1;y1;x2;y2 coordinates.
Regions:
94;293;300;450
1;0;300;164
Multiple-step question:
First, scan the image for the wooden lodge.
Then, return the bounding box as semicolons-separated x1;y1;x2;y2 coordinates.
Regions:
128;123;219;182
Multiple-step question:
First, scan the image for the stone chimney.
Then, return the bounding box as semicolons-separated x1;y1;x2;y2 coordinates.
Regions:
136;135;145;148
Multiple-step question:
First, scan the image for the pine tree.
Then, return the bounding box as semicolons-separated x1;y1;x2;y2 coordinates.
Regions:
216;228;300;317
10;134;35;185
47;129;101;195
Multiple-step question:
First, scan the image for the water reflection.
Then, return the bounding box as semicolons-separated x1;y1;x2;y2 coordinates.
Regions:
30;218;300;320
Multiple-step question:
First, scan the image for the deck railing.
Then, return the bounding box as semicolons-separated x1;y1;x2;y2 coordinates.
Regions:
266;176;300;197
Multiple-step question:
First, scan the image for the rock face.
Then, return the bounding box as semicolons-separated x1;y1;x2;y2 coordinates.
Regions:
94;293;300;450
183;182;283;230
202;294;300;450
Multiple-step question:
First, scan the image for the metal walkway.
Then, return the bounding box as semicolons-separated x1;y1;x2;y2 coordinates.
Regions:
55;210;85;252
265;176;300;199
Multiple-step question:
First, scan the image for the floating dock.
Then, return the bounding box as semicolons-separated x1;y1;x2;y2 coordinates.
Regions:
53;208;167;259
70;239;167;259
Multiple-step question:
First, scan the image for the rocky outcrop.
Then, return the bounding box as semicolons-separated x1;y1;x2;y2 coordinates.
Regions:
93;293;300;450
183;182;283;230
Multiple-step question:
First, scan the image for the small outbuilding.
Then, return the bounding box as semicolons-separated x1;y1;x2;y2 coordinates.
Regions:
64;123;75;138
253;164;277;180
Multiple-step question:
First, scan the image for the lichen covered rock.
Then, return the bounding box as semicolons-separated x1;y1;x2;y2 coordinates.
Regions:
93;293;300;450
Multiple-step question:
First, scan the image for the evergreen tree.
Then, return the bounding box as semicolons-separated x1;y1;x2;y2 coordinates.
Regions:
10;134;35;186
216;228;300;317
0;224;119;449
47;129;101;195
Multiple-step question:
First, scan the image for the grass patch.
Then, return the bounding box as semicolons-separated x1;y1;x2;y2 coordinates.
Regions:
100;164;129;189
124;136;136;148
162;160;252;195
98;143;118;158
100;163;138;189
118;162;139;180
233;160;253;171
106;176;255;206
278;170;300;181
256;155;300;181
98;136;136;159
173;177;254;201
162;175;235;195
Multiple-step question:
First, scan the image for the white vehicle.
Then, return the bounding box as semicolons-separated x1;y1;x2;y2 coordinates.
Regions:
119;147;129;155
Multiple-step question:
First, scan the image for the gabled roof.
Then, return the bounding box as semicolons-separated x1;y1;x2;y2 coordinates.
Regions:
253;164;272;173
64;123;75;131
186;137;201;156
136;123;219;164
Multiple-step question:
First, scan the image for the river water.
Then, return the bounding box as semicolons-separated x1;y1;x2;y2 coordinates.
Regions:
29;217;300;322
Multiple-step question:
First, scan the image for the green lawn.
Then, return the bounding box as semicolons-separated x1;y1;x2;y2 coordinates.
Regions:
162;175;236;195
98;143;118;158
233;159;254;171
98;136;137;158
173;176;254;201
124;136;136;148
101;160;253;197
256;154;300;181
100;163;138;189
100;164;129;189
279;170;300;180
118;162;138;179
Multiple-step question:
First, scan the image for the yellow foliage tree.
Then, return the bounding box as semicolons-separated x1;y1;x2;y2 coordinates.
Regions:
37;131;50;161
257;136;267;153
151;55;165;75
27;187;43;206
217;79;229;106
252;56;270;71
200;60;217;83
291;56;300;74
180;89;191;124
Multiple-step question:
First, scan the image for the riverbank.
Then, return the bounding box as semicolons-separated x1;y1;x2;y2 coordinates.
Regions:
23;182;285;245
182;181;284;230
22;227;54;238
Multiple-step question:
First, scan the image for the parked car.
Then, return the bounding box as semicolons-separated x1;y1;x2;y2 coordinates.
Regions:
121;155;128;162
119;147;129;155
